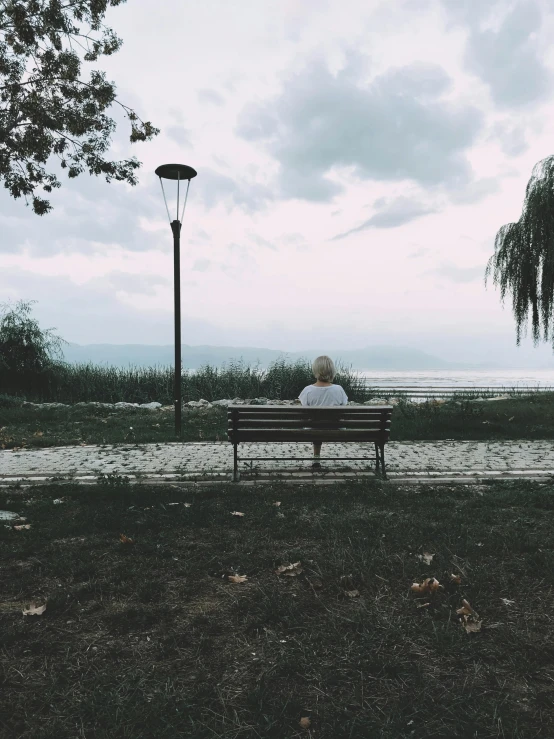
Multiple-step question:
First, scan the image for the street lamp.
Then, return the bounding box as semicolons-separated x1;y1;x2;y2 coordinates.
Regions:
155;163;197;438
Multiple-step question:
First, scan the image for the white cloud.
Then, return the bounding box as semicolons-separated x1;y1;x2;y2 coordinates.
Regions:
2;0;554;365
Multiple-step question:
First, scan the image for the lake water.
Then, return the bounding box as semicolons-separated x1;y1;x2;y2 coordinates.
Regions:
355;369;554;390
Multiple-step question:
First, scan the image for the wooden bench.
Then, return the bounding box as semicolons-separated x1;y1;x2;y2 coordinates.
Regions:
227;404;393;481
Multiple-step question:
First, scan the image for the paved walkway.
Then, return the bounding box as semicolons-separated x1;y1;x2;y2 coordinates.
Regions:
1;440;553;484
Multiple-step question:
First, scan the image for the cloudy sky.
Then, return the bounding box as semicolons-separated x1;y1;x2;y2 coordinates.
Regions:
2;0;554;365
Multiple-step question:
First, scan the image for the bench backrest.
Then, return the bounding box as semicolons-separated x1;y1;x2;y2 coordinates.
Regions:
227;405;393;443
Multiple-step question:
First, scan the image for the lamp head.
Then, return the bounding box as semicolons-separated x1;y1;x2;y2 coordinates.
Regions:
156;163;197;223
155;164;197;181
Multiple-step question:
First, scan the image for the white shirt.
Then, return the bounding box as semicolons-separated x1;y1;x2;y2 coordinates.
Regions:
298;384;348;407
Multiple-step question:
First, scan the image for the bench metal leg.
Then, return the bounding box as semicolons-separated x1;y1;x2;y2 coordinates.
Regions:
233;442;240;482
380;442;387;480
374;442;387;479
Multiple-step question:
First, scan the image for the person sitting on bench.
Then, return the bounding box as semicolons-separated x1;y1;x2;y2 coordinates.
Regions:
298;355;348;469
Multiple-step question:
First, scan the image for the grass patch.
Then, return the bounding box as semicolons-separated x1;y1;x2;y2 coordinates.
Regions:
3;394;554;449
1;479;553;737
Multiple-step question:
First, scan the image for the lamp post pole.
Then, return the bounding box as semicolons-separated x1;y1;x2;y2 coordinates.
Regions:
155;163;197;439
171;218;182;437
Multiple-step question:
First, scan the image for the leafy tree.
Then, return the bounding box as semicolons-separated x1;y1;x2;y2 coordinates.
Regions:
486;155;554;348
0;298;67;378
0;0;159;215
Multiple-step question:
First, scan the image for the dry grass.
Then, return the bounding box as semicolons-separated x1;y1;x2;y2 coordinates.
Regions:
1;478;554;737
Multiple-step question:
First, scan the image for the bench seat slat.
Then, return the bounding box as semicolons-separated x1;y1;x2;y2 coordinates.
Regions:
229;412;391;420
227;405;392;412
229;414;391;422
228;420;391;430
230;430;390;442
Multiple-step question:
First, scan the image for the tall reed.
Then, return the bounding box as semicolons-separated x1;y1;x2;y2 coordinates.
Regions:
0;357;370;404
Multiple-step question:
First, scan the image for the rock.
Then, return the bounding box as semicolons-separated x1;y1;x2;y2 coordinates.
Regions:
485;395;510;402
364;398;388;405
0;510;22;521
114;402;140;408
35;402;69;408
76;402;115;408
211;399;232;407
251;398;269;405
139;402;162;410
186;400;213;408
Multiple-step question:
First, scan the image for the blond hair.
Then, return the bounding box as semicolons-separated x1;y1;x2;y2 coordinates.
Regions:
312;355;336;382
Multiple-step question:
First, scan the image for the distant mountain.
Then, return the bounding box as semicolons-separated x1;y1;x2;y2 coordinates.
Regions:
59;343;464;370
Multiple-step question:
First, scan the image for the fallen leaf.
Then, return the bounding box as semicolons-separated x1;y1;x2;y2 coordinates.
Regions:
463;619;482;633
183;503;192;508
275;561;303;577
33;431;43;437
417;602;431;609
508;416;515;422
299;717;311;729
476;542;484;547
230;511;245;517
450;574;462;585
119;534;134;545
456;599;476;617
273;501;281;507
501;598;516;606
22;603;46;616
430;579;442;593
417;552;434;565
14;524;31;531
411;577;443;594
345;589;360;598
457;599;482;633
53;499;64;505
227;574;248;584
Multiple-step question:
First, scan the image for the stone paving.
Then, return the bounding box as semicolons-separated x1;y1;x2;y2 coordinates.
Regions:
1;440;554;484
